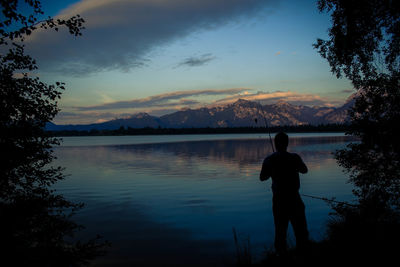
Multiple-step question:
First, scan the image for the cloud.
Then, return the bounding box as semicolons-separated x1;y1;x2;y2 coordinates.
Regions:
177;53;216;67
56;88;344;124
12;72;39;78
25;0;279;75
76;88;249;111
54;111;133;124
340;89;354;94
212;90;340;107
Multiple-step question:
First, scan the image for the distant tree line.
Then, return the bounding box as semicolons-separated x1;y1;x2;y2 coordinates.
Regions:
46;124;350;137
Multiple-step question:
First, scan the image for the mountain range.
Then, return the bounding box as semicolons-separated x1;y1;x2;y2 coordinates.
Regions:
46;96;354;131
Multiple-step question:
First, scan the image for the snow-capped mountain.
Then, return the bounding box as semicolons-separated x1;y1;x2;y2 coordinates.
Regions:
48;98;354;131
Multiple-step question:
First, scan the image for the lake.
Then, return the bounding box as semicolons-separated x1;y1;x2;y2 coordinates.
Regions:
54;133;355;266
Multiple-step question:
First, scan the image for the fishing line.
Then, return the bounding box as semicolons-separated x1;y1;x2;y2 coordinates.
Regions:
301;194;357;207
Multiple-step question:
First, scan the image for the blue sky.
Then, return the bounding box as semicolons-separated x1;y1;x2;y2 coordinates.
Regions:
26;0;353;124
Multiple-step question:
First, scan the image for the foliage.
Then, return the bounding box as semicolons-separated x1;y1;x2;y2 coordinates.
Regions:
314;0;400;261
314;0;400;87
0;1;107;265
335;74;400;209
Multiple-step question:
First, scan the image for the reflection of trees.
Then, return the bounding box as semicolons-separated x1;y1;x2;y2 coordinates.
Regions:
1;194;106;266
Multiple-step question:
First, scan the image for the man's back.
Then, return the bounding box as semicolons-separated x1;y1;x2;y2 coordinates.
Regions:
260;151;307;194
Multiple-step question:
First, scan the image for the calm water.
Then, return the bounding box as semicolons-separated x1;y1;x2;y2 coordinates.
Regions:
54;133;355;266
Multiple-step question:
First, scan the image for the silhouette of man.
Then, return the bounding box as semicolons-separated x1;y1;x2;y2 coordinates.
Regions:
259;132;309;255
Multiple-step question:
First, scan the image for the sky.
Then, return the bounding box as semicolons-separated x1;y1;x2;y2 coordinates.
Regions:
23;0;353;124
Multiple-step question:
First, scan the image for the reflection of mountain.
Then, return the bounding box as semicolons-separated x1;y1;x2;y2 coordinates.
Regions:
56;136;355;177
48;97;356;131
123;136;353;164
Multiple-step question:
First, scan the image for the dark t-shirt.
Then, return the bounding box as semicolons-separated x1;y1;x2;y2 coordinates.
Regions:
260;151;308;194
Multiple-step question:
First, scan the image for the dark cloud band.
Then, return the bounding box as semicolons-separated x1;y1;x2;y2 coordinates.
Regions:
25;0;279;75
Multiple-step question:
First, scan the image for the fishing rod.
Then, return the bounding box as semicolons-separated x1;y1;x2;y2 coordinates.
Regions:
255;102;275;152
301;194;357;207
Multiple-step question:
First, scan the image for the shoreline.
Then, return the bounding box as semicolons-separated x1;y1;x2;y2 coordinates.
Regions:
56;132;355;147
47;124;350;137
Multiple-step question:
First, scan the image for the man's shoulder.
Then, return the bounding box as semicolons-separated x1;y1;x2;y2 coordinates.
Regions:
264;152;302;162
262;153;273;167
263;152;278;161
289;152;302;159
274;152;303;161
287;152;305;164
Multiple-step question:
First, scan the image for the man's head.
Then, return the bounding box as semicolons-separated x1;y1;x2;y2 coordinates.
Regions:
274;132;289;152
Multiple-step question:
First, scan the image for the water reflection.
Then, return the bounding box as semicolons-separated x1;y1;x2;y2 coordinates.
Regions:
54;135;355;266
57;136;353;179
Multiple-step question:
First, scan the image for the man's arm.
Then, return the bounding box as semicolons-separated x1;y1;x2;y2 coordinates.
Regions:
259;158;271;181
295;154;308;174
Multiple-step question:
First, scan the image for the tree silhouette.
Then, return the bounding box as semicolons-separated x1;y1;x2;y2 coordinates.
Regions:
314;0;400;263
0;1;107;265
